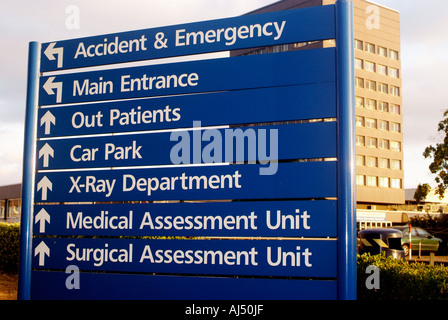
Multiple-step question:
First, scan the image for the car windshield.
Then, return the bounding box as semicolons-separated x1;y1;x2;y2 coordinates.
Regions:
416;228;431;237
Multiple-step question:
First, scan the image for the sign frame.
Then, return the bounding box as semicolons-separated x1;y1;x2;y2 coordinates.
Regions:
19;0;355;300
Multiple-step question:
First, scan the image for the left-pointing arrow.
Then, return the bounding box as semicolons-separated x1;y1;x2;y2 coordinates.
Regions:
39;143;54;168
43;76;63;103
35;208;51;233
44;42;64;68
34;241;50;266
37;176;52;201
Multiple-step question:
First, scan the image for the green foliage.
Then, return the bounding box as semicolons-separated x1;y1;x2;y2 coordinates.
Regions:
423;109;448;198
414;183;431;204
0;222;20;272
358;253;448;300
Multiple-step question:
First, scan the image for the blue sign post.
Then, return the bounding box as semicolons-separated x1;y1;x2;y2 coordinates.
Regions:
19;0;355;300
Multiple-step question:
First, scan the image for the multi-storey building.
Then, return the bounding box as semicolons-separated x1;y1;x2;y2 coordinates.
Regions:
232;0;404;207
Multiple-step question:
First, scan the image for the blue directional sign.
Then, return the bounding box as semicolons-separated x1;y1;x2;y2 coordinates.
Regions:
34;161;337;203
37;83;336;138
33;200;337;237
35;122;336;170
20;0;356;301
40;5;335;72
32;238;337;277
39;48;335;106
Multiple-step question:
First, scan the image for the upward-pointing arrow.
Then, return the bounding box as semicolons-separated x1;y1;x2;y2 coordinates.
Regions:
34;241;50;266
44;42;64;68
37;176;52;201
40;110;56;135
43;77;63;103
39;143;54;168
35;208;51;233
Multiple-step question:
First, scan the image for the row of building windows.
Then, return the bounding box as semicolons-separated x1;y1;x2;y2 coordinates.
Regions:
355;58;399;78
355;77;400;96
356;155;402;170
356;175;402;189
356;116;401;132
355;39;400;60
356;135;402;151
355;97;401;115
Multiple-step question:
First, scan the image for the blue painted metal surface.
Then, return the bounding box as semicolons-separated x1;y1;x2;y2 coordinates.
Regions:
35;122;337;170
33;200;337;237
31;271;337;300
37;83;336;138
18;42;40;301
38;48;336;106
335;0;357;300
40;5;335;72
31;238;337;277
34;161;337;203
21;1;356;300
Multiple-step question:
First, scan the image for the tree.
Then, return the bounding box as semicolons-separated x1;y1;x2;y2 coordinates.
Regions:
423;110;448;198
413;183;430;204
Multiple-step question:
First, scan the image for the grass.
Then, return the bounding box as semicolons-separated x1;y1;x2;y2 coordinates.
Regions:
0;272;18;300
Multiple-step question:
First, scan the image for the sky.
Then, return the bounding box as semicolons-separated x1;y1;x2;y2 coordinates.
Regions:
0;0;447;189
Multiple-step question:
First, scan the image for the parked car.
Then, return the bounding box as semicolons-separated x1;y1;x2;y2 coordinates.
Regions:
393;226;442;256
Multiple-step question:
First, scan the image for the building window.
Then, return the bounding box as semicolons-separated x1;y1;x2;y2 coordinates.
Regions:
379;177;390;188
378;101;389;112
356;116;364;127
357;155;365;166
390;122;401;133
390;159;402;170
378;82;388;94
390;104;401;115
391;178;402;189
365;79;376;91
357;175;365;186
356;135;365;146
366;176;378;187
356;96;364;108
6;199;21;220
378;46;388;57
365;61;375;72
378;139;389;150
365;99;376;110
378;120;389;131
365;118;377;129
390;86;400;96
365;43;376;54
294;42;307;48
378;158;389;169
377;64;387;75
390;141;401;151
355;58;363;69
389;67;399;78
355;77;364;88
366;137;377;148
355;40;363;50
389;49;399;60
366;156;377;168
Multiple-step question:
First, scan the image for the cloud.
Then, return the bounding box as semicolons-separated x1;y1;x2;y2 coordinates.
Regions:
0;0;278;185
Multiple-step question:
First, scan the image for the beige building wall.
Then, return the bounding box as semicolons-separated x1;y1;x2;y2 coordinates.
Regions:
348;0;404;205
233;0;405;206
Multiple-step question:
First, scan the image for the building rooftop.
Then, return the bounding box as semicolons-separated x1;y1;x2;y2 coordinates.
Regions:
0;184;22;200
